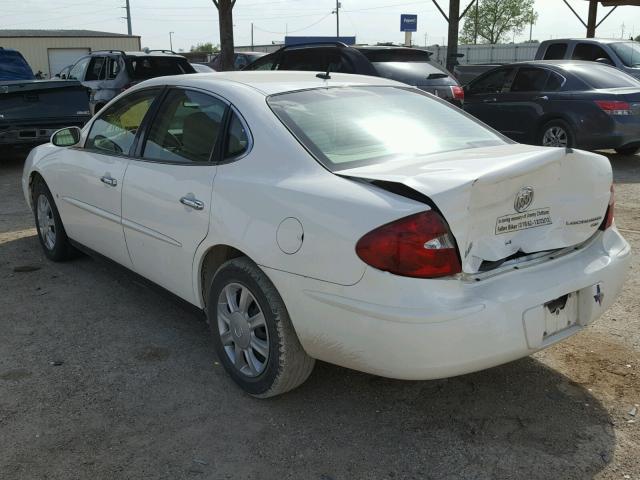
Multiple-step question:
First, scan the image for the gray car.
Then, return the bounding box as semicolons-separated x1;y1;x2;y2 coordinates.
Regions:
67;50;195;115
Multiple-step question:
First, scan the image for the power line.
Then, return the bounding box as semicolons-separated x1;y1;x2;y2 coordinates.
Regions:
253;13;331;35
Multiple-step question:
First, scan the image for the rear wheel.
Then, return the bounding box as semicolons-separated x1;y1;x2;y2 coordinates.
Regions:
614;146;640;155
32;176;75;261
539;119;574;148
206;257;315;398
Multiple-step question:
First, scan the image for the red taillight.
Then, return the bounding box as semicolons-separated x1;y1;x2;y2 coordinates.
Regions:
594;100;632;116
600;185;615;230
355;211;461;278
450;85;464;101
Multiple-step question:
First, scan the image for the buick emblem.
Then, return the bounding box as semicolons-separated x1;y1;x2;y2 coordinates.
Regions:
514;187;534;213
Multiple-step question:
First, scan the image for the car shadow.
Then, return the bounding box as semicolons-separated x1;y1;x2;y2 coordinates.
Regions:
0;235;616;480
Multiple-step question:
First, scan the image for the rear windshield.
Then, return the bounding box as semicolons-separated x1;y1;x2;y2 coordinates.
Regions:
268;86;505;171
0;50;35;81
127;56;193;79
564;64;640;89
358;49;432;62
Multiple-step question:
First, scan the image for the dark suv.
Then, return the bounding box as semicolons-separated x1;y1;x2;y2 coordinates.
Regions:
244;43;464;106
67;50;195;115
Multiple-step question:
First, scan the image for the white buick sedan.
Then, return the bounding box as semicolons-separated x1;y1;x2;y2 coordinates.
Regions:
23;71;630;397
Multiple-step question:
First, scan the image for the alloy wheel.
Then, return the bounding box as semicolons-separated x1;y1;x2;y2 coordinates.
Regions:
542;126;568;147
217;282;270;377
36;194;56;250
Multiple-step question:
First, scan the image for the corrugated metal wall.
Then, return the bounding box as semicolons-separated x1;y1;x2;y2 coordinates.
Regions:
0;36;141;77
426;43;539;66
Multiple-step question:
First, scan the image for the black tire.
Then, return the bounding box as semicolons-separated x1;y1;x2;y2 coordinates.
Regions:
538;119;575;148
31;176;75;262
206;257;315;398
614;146;640;155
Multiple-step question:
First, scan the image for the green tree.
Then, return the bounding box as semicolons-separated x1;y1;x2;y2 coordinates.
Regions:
460;0;538;44
190;42;219;53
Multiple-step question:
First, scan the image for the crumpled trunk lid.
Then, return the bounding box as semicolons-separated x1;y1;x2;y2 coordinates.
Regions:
339;144;612;273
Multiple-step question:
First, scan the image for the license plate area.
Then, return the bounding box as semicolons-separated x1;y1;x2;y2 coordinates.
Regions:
543;292;578;338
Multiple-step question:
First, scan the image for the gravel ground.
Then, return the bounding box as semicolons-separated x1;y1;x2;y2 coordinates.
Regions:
1;148;638;480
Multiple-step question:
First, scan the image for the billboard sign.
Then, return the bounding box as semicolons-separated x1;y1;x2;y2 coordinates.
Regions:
400;14;417;32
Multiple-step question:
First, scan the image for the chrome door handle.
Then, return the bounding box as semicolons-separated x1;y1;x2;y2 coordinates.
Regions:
100;176;117;187
534;95;549;101
180;196;204;210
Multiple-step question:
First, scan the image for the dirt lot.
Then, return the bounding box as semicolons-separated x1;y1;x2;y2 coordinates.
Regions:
1;149;639;480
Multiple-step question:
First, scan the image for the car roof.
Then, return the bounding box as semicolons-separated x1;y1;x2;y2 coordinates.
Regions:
138;70;404;96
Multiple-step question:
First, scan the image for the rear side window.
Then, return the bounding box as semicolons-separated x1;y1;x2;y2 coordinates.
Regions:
86;89;158;154
468;68;514;94
143;89;226;163
225;112;250;158
545;72;566;91
280;48;327;71
543;43;568;60
511;68;549;92
573;43;613;62
85;56;106;81
127;56;192;80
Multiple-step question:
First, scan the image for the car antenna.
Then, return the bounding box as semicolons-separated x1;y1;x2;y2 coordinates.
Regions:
316;64;331;80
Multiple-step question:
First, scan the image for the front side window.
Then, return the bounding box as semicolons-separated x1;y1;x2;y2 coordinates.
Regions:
143;89;226;163
268;86;505;171
510;67;549;92
85;89;158;154
468;68;514;95
244;54;277;70
85;56;106;81
68;57;90;80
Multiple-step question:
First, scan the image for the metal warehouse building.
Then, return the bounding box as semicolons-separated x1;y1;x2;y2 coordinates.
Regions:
0;29;141;78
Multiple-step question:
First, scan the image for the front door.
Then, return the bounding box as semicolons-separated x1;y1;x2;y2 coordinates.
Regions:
463;67;515;132
55;88;160;268
122;88;227;302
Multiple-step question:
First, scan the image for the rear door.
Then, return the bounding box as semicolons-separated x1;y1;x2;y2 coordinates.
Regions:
83;56;107;113
463;67;515;129
121;87;226;302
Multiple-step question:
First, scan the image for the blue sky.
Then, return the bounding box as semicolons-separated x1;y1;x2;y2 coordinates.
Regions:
4;0;640;50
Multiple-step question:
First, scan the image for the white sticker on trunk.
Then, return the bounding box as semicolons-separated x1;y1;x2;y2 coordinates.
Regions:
495;207;552;235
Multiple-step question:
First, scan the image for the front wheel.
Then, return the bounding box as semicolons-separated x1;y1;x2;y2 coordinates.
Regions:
206;257;315;398
32;176;75;261
539;119;574;148
614;146;640;155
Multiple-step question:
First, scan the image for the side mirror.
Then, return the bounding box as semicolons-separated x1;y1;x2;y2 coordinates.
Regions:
51;127;82;147
595;57;613;66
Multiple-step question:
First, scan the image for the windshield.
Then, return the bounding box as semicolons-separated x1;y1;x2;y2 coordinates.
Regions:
0;50;35;81
610;42;640;67
268;86;505;171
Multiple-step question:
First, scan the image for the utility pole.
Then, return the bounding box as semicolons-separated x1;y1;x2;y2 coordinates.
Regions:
332;0;341;37
251;23;254;49
125;0;132;35
474;0;478;44
169;32;174;51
